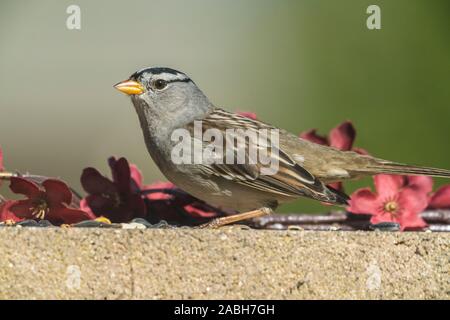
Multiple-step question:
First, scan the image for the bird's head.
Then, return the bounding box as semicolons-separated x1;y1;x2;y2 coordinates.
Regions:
114;67;211;124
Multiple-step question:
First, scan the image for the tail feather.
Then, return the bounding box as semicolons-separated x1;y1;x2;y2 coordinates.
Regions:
366;160;450;178
326;185;350;205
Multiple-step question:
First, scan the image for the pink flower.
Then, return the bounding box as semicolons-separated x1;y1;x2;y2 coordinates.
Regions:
80;157;146;223
300;121;369;159
7;177;94;225
300;121;366;152
428;185;450;209
347;175;428;231
237;111;257;120
0;200;24;223
406;176;433;194
143;181;222;225
403;176;450;209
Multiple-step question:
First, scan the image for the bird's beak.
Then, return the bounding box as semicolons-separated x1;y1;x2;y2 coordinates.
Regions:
114;79;145;95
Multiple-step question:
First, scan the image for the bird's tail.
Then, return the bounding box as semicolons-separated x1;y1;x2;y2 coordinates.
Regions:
325;185;351;205
363;159;450;178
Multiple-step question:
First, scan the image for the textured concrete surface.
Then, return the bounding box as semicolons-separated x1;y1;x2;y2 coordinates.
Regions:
0;227;448;299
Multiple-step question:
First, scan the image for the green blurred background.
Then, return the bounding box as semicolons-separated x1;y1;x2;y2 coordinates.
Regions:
1;0;449;213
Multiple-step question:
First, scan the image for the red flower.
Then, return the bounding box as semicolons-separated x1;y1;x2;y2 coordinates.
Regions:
300;121;368;192
0;200;24;223
406;176;433;193
301;121;362;151
428;185;450;209
80;157;146;223
143;181;222;225
237;111;257;120
7;177;94;225
403;175;450;209
347;175;428;231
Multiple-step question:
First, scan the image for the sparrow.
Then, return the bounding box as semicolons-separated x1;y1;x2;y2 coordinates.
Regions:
114;67;450;228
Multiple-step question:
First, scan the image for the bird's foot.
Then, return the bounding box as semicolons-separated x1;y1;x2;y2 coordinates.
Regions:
197;207;272;229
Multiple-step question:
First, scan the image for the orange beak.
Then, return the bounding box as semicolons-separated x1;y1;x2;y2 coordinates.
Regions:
114;80;145;95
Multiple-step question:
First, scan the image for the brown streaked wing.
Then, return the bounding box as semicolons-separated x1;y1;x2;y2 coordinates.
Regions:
185;108;336;201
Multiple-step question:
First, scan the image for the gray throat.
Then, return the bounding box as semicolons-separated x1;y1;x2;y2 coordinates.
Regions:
131;97;213;171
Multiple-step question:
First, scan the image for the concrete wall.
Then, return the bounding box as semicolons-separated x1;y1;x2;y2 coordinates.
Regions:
0;228;448;299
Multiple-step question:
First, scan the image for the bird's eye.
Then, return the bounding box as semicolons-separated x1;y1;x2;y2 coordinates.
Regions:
153;79;167;90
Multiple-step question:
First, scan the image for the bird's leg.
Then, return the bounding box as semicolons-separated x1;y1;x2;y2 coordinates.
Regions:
198;207;272;229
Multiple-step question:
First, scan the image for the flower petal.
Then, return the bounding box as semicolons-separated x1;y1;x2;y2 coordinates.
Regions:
130;164;144;189
79;198;95;215
146;201;182;224
299;129;328;145
81;167;116;195
370;212;397;224
143;181;176;201
10;177;41;199
42;179;73;206
9;199;35;219
406;176;433;194
374;174;405;198
48;205;96;225
428;185;450;209
85;194;116;214
328;182;343;192
128;194;147;219
184;203;220;218
398;187;429;215
0;200;24;222
353;147;370;156
398;209;428;231
329;121;355;151
94;194;146;223
237;111;257;120
347;188;380;214
109;157;131;195
396;188;428;231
